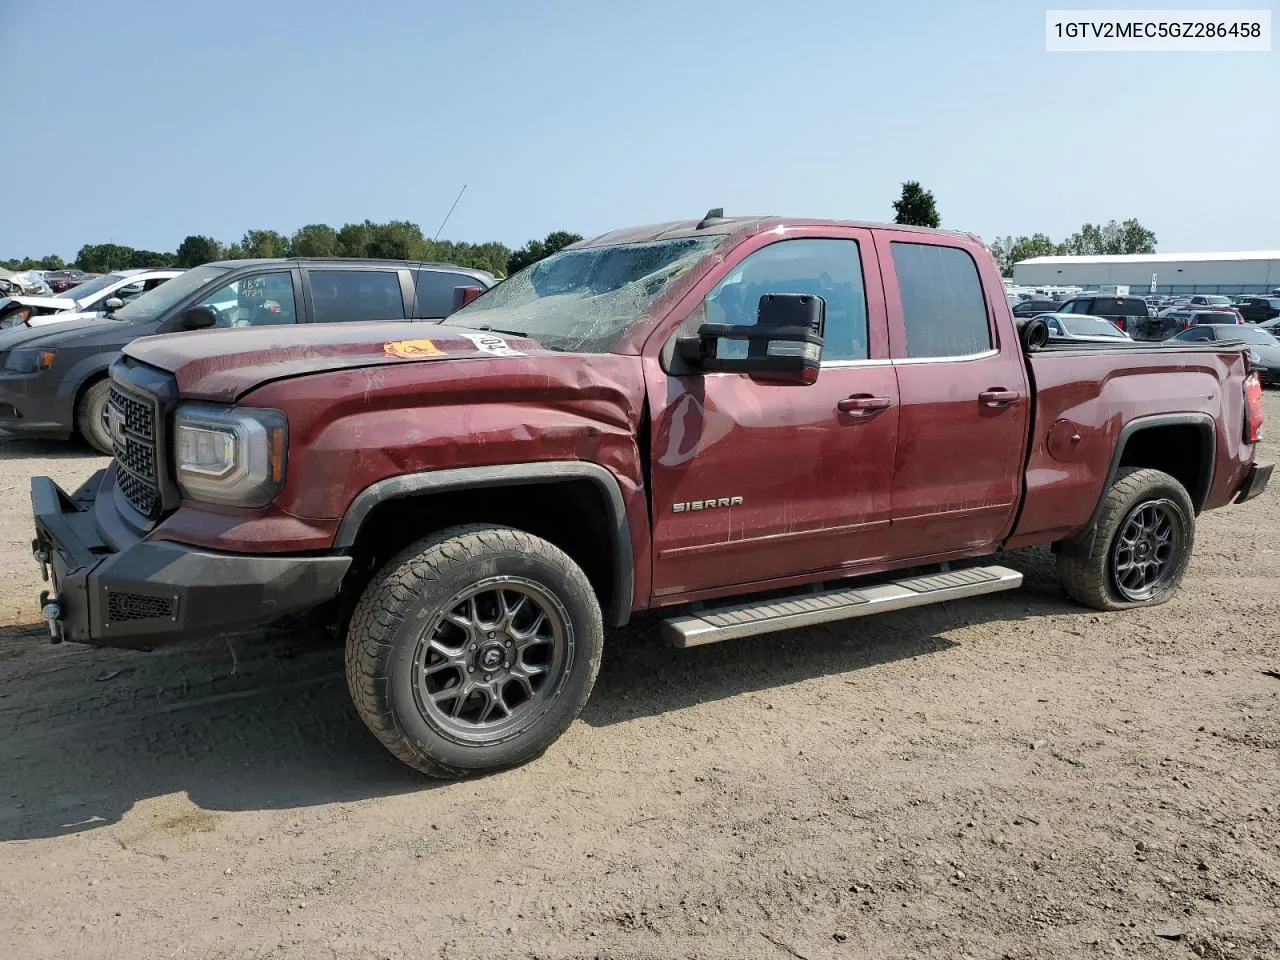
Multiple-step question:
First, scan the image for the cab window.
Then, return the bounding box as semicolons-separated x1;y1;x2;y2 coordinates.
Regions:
703;238;869;361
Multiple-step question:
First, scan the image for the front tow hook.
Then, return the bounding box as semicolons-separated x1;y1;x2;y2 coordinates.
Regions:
39;590;63;644
32;538;49;582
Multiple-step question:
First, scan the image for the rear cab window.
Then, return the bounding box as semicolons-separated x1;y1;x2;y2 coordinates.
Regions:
888;242;992;358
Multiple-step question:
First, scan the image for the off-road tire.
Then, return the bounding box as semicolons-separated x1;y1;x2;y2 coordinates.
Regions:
1057;467;1195;611
76;378;113;455
345;524;603;778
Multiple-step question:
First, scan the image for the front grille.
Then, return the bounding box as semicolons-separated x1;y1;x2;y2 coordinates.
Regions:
110;386;154;440
109;382;161;518
106;591;175;623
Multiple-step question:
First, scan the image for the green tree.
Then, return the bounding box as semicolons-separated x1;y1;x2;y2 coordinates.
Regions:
290;223;339;258
126;249;178;269
1009;233;1058;267
507;230;583;275
38;254;66;271
241;229;289;259
76;243;138;272
175;235;222;268
1060;219;1156;256
987;236;1015;277
892;181;940;228
366;220;430;260
336;221;374;258
223;242;247;260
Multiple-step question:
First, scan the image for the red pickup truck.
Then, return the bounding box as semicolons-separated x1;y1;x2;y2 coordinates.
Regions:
31;213;1272;778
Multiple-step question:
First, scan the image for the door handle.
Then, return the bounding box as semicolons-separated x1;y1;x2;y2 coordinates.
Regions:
979;388;1022;407
837;395;892;415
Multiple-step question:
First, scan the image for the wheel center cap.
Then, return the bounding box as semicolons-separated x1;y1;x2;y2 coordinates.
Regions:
1136;541;1151;558
478;644;505;671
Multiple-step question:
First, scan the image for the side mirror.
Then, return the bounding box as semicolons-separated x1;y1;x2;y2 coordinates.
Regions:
451;285;485;312
676;293;825;384
181;305;218;330
102;297;124;312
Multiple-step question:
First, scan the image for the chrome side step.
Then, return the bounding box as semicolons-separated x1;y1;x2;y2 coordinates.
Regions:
659;565;1022;648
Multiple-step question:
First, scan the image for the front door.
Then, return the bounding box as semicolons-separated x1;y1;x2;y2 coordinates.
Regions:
876;233;1030;559
646;231;900;599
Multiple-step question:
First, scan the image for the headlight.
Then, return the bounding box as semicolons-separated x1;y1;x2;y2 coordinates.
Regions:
3;347;56;372
174;403;287;507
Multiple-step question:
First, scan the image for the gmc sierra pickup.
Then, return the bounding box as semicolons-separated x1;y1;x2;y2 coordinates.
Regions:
31;213;1272;778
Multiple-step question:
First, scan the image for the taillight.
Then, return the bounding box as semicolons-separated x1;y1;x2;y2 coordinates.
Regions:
1114;317;1127;331
1244;372;1264;443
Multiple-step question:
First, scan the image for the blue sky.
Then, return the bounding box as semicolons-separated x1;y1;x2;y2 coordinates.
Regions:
2;0;1276;260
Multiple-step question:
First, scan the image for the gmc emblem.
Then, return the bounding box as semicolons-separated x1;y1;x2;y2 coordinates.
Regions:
106;405;126;444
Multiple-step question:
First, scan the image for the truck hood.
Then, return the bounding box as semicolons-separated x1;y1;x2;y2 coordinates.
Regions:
124;321;553;401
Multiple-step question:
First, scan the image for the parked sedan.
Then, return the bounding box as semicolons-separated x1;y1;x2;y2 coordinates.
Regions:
0;268;182;327
1169;323;1280;384
1038;312;1132;342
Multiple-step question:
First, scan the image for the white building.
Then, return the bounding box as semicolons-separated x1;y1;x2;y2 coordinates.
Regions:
1012;251;1280;295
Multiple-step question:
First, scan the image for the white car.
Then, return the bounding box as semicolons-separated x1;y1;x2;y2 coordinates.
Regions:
1038;312;1133;343
0;268;184;328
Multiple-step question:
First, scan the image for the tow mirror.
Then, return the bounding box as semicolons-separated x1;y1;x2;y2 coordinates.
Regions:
181;305;218;330
102;297;124;312
451;285;486;312
676;293;825;384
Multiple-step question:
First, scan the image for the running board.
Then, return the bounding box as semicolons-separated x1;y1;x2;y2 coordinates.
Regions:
659;565;1023;648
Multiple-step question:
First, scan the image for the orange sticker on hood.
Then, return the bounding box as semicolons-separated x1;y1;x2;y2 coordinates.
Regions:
384;338;445;360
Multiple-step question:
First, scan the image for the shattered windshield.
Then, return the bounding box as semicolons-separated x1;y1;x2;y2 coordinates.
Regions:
446;236;725;352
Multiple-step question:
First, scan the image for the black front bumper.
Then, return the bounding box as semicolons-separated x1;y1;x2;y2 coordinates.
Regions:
1235;461;1273;505
31;470;351;650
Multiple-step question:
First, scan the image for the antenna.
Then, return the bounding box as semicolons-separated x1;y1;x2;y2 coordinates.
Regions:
433;184;467;242
409;184;467;320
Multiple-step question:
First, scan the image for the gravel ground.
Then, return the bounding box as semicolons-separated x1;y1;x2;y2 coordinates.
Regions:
1;401;1277;960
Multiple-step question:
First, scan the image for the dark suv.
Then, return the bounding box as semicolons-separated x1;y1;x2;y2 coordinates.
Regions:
1239;297;1280;324
0;258;495;453
1055;295;1152;336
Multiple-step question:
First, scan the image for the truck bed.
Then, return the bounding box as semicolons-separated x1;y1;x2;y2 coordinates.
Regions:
1009;341;1253;549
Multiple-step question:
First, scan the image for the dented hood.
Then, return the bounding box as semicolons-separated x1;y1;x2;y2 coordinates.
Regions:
122;321;548;401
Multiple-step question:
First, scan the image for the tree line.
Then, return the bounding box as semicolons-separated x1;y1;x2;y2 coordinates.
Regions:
887;181;1158;277
3;222;585;279
987;220;1158;277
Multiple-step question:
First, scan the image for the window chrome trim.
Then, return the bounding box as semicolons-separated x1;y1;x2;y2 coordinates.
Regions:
821;357;892;368
892;348;999;365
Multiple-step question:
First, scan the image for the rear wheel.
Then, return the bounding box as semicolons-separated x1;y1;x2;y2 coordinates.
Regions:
76;379;113;455
1057;467;1195;611
345;524;603;778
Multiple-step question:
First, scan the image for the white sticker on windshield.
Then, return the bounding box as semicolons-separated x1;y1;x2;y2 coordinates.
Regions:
463;333;523;357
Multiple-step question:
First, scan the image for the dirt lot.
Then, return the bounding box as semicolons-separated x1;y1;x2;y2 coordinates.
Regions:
1;404;1278;960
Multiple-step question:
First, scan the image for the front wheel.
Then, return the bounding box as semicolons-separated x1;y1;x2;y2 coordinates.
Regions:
1057;467;1195;611
345;524;603;778
76;378;113;455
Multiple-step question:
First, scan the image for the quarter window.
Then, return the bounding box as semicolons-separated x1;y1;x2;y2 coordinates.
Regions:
703;238;869;361
414;270;485;318
309;270;405;323
889;242;991;358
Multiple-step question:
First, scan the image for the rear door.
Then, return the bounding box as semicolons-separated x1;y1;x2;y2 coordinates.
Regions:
646;229;900;598
304;268;407;324
876;233;1030;559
